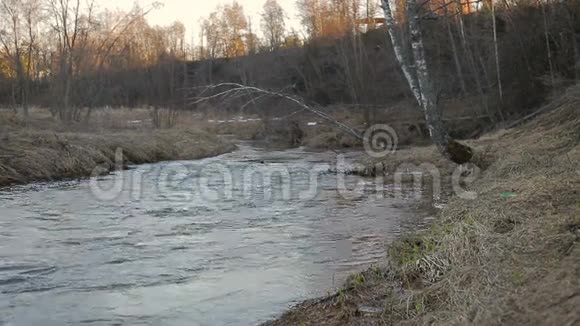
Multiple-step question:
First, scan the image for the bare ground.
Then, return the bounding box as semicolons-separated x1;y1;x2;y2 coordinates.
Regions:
264;86;580;325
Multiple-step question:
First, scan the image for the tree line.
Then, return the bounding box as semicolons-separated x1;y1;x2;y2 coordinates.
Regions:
0;0;186;121
0;0;579;126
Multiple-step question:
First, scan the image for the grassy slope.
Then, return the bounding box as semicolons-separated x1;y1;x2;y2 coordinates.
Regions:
265;88;580;325
0;128;236;187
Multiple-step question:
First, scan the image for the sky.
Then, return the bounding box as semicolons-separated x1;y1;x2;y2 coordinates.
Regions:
96;0;302;43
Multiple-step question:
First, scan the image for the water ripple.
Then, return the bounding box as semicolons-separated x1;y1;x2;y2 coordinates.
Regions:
0;143;434;325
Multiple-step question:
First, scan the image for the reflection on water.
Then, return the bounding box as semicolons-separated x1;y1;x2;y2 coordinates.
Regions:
0;143;434;325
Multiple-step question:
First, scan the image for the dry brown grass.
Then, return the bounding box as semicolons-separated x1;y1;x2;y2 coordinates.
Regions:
204;120;266;140
0;108;236;187
300;102;480;151
265;86;580;325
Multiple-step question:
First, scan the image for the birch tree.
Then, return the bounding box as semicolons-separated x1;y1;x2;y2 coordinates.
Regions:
381;0;474;164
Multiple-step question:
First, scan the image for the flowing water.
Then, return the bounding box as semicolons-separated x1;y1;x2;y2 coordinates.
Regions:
0;143;434;325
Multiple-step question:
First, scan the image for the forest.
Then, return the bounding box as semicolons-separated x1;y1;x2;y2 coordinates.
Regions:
0;0;578;129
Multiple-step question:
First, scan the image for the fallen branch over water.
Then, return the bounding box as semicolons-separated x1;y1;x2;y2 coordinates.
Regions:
190;83;365;141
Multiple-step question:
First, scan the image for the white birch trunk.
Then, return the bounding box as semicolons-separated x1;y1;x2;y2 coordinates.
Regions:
380;0;422;105
381;0;473;164
406;0;450;157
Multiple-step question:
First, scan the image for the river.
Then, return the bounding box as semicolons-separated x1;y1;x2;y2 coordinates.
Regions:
0;143;434;325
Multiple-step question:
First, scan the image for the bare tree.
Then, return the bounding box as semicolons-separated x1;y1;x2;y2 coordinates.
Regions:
202;11;222;60
491;0;503;102
190;83;364;140
445;8;467;95
47;0;84;120
23;0;42;116
200;2;249;58
246;16;259;55
0;0;37;117
222;1;248;57
261;0;286;51
455;0;491;119
541;0;555;88
381;0;474;164
561;0;580;81
297;0;326;39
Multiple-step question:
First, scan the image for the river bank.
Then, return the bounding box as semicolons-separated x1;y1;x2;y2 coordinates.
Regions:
0;110;236;187
265;88;580;324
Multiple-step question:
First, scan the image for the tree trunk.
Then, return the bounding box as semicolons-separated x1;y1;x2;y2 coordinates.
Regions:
84;107;93;124
491;0;503;102
446;17;467;95
381;0;422;105
22;88;29;118
542;1;556;88
457;10;490;119
22;66;29;119
563;2;580;81
381;0;474;164
571;29;580;81
14;54;28;118
559;0;580;82
64;62;73;121
152;106;161;128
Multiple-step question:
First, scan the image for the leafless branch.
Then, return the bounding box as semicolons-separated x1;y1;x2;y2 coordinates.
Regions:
190;83;364;141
